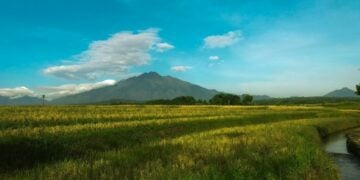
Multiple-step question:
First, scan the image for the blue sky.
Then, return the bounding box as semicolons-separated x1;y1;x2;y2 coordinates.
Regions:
0;0;359;98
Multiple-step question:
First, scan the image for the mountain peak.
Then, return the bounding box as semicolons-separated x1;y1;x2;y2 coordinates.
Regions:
324;87;358;98
138;72;161;78
340;87;352;91
52;72;219;104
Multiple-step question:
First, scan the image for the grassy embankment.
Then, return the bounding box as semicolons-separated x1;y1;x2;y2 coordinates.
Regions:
347;128;360;157
0;104;359;179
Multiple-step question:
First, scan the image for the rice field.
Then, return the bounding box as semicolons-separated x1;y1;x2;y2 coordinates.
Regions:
0;104;360;179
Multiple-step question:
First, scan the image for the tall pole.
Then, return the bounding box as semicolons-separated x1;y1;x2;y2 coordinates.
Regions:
42;95;45;106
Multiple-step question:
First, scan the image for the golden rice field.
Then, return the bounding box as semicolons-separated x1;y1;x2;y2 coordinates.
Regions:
0;104;360;179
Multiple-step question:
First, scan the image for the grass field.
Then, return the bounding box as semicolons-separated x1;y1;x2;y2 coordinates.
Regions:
0;104;360;179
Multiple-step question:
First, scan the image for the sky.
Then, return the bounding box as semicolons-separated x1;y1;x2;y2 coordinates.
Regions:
0;0;359;98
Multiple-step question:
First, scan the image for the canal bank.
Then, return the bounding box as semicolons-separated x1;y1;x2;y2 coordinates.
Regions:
347;129;360;157
324;130;360;180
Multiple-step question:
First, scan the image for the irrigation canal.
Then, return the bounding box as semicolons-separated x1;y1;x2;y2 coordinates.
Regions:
324;130;360;180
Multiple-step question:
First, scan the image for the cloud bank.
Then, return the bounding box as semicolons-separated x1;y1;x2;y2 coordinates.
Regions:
203;31;242;48
154;42;174;52
0;80;117;99
171;66;192;72
43;29;173;80
0;87;35;98
209;55;220;61
38;80;117;99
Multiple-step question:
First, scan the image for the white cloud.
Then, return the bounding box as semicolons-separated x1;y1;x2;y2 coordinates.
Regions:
154;42;174;52
171;66;192;72
209;55;220;61
43;29;173;80
38;80;116;99
203;31;242;48
0;86;35;98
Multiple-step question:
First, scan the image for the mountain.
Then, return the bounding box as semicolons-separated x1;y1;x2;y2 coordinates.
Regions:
0;96;10;105
324;87;359;98
0;96;44;105
252;95;272;101
52;72;219;104
11;96;45;105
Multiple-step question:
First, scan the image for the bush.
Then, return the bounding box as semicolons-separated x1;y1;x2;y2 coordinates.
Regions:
171;96;196;105
210;93;241;105
146;96;196;105
242;94;253;105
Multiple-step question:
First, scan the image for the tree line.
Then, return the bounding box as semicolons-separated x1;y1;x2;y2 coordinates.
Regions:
146;93;253;105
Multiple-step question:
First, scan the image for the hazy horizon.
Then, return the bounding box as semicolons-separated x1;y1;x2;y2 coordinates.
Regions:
0;0;359;98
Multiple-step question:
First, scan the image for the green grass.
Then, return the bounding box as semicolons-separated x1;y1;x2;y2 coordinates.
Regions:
0;104;359;179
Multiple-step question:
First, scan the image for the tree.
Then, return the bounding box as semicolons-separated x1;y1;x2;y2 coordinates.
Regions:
210;93;241;105
171;96;196;105
196;99;208;105
210;94;226;105
146;99;171;105
356;84;360;95
242;94;253;105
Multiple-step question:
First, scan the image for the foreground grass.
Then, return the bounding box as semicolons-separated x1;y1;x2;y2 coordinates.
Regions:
0;105;359;179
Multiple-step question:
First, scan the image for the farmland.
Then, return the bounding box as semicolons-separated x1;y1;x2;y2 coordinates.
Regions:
0;104;360;179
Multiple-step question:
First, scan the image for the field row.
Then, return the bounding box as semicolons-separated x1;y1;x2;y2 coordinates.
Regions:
0;105;333;130
0;105;359;179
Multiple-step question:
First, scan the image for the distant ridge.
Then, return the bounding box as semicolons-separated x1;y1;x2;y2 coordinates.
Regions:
252;95;272;101
52;72;219;104
324;87;358;98
0;96;44;105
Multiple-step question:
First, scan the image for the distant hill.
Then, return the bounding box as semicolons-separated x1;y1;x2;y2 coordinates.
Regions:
324;87;358;98
0;96;44;105
253;96;360;105
252;95;272;101
52;72;219;104
0;96;10;105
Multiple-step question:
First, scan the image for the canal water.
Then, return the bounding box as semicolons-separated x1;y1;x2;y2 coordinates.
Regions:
324;132;360;180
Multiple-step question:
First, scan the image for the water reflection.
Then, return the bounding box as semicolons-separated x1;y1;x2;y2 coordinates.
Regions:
325;133;349;154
